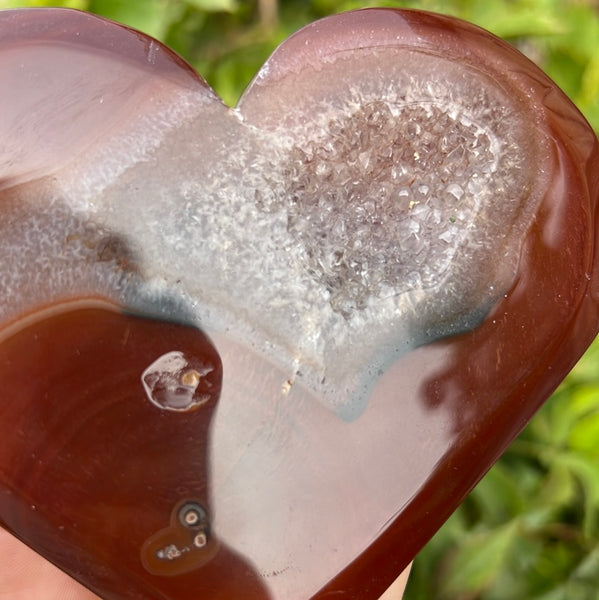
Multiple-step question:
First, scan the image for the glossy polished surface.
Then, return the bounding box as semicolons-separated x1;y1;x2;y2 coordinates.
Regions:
0;7;598;600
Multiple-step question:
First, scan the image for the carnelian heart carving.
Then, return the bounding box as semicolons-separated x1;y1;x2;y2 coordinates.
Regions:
1;7;598;600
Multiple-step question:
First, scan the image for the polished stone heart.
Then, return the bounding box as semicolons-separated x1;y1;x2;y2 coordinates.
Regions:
1;7;598;600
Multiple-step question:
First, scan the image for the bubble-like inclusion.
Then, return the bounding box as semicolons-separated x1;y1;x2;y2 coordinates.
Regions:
141;350;216;412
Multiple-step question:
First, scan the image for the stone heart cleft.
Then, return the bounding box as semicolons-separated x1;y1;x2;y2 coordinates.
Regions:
0;7;598;600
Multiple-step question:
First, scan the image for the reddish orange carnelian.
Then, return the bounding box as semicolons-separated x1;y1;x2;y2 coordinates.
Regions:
0;302;270;599
0;7;598;600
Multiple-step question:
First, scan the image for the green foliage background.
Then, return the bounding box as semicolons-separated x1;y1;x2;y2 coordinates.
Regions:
2;0;598;598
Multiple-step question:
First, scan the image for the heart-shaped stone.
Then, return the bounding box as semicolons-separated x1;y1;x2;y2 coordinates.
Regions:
1;7;598;600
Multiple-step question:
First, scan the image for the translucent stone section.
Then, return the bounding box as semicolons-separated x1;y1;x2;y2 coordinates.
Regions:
229;49;548;418
0;192;138;326
80;55;547;420
7;42;549;422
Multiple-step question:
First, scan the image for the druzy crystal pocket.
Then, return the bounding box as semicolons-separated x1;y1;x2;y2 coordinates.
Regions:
0;7;598;600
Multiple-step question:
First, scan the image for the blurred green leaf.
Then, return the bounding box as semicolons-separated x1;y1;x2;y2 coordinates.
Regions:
0;0;87;7
554;452;599;538
473;7;565;39
535;546;599;600
569;546;599;592
565;338;599;384
569;410;599;458
579;54;599;132
88;0;185;40
203;42;275;106
535;461;577;512
465;462;527;524
184;0;237;11
440;521;519;598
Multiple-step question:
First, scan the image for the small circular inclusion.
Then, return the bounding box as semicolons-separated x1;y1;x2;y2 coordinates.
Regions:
177;501;210;548
178;502;208;529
